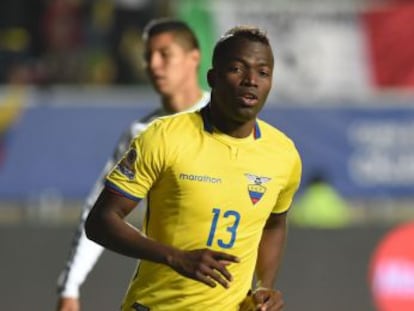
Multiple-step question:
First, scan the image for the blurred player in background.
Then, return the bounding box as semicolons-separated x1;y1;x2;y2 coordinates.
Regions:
85;25;301;311
289;172;352;228
56;18;209;311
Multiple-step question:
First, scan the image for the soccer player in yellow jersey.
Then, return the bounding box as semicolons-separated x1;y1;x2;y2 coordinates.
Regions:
86;25;302;311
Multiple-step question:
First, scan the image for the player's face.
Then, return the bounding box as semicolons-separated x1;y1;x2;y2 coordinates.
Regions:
209;39;273;123
144;32;199;97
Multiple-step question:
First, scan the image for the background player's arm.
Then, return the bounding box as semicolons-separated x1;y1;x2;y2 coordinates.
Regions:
55;123;141;311
57;200;105;297
85;188;239;288
55;161;114;307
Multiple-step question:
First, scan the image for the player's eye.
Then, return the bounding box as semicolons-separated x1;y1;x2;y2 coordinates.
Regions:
259;70;270;77
160;50;172;59
258;67;271;77
228;65;243;73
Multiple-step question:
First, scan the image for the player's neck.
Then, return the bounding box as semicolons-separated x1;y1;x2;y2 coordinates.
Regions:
162;82;203;114
208;104;256;139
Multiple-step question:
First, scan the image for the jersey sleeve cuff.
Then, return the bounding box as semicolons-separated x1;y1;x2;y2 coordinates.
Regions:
104;180;143;202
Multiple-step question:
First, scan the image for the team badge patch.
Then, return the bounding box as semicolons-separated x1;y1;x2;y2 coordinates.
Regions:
116;148;137;180
245;173;271;205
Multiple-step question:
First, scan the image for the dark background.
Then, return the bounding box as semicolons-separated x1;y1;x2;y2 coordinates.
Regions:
1;224;388;310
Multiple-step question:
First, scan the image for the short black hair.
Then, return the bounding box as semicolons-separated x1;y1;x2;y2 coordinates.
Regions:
212;25;270;67
142;18;200;51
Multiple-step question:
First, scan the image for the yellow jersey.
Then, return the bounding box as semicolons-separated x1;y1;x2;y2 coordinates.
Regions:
106;106;302;311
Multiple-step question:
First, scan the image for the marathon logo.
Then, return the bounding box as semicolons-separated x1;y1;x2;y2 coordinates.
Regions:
179;173;222;184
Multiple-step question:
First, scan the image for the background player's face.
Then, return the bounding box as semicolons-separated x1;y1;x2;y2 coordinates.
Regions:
209;38;273;123
144;32;199;98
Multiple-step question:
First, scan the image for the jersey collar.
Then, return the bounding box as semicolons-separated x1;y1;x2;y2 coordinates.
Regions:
200;105;261;140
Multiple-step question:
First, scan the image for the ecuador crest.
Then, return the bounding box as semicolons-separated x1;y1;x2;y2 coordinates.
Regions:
245;173;271;205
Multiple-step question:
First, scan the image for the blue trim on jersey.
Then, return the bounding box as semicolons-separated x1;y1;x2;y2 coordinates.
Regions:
104;180;142;202
200;105;261;139
254;122;261;139
201;106;214;133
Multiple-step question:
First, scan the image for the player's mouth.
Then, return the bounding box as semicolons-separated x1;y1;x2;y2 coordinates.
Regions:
238;92;259;107
151;75;167;88
152;75;165;82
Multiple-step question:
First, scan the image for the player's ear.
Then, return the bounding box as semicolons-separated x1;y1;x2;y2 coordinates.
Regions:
207;69;215;88
190;49;201;65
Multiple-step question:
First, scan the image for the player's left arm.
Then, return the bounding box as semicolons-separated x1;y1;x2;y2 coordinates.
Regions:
256;212;287;288
252;212;287;311
251;150;302;310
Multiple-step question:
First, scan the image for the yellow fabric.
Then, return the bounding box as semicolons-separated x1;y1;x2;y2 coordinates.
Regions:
106;109;301;311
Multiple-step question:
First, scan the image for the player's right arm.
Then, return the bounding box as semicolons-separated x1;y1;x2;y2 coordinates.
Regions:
85;185;239;289
86;120;239;288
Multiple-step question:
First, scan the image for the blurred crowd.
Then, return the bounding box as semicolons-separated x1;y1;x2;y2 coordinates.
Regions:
0;0;172;85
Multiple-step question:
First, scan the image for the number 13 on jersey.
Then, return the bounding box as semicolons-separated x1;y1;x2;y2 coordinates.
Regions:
206;208;241;249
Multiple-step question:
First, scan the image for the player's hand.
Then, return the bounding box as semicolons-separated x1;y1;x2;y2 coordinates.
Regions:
253;288;284;311
168;248;240;288
56;297;80;311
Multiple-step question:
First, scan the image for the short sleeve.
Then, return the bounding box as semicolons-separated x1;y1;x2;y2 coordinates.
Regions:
272;149;302;214
105;120;166;201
